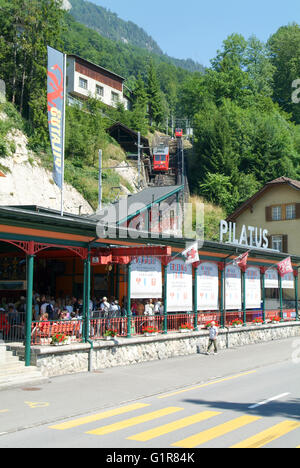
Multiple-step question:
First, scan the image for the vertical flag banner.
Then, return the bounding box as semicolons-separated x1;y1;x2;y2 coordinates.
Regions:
47;46;66;212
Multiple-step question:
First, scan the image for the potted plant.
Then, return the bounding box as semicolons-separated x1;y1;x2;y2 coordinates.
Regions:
51;333;69;346
179;323;194;333
142;326;159;337
252;317;264;326
104;329;118;340
230;319;243;328
271;316;281;324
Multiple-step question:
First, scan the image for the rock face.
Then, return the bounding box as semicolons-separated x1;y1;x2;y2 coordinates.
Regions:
61;0;72;11
0;128;93;215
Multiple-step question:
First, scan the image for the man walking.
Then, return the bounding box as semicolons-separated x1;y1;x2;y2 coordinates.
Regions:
206;321;219;355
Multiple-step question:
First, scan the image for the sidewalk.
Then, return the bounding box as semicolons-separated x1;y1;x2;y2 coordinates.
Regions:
0;337;298;435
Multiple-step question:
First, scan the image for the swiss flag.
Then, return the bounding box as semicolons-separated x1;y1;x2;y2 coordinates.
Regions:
277;257;293;276
233;251;249;270
182;242;199;264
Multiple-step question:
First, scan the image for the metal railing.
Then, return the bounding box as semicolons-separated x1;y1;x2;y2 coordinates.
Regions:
0;309;298;347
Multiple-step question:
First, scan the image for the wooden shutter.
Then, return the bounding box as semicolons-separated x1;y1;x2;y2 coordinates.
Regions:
296;203;300;219
265;206;272;222
282;235;288;253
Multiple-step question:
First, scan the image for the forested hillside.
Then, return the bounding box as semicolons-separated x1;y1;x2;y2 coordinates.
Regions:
68;0;205;73
1;0;300;226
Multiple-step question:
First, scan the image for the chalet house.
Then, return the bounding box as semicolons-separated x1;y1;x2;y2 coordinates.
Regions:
66;55;131;110
227;177;300;256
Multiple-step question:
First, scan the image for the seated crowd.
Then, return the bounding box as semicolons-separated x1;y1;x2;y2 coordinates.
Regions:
0;293;166;325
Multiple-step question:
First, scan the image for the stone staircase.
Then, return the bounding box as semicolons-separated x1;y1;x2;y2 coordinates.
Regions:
0;343;48;391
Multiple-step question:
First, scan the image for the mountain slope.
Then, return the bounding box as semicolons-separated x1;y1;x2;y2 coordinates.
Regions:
67;0;205;73
69;0;163;55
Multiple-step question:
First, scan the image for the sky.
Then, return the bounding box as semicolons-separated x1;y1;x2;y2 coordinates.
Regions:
91;0;299;67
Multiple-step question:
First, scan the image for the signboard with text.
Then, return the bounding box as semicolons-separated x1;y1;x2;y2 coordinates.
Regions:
167;259;193;312
245;267;261;309
225;265;242;310
197;262;219;311
131;257;162;299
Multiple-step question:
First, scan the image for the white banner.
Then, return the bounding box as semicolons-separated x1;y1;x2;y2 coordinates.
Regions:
265;268;279;289
225;265;241;310
197;262;219;311
130;257;162;299
245;267;261;309
167;259;193;312
282;272;295;290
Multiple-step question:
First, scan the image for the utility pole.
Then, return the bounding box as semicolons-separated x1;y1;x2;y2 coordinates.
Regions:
98;149;102;212
138;131;141;189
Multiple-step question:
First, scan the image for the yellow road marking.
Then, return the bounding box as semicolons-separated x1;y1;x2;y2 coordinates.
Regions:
86;407;184;436
128;411;221;442
231;421;300;448
172;415;261;448
49;403;150;430
158;371;257;399
25;401;49;409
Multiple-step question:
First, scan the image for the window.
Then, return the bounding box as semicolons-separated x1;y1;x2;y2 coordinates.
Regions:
272;235;283;252
272;206;282;221
79;77;88;90
111;91;119;104
96;85;104;97
286;204;296;220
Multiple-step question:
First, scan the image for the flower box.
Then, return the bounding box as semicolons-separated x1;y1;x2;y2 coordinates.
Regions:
179;323;194;333
252;318;264;326
51;333;69;346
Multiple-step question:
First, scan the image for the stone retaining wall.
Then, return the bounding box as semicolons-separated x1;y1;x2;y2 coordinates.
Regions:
9;322;300;378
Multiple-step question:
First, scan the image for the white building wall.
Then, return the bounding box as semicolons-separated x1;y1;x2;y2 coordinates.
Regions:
67;57;128;109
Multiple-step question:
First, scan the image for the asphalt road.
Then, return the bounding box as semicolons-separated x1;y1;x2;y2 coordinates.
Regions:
0;336;300;449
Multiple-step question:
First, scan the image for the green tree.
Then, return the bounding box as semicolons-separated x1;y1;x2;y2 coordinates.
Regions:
268;23;300;124
147;60;163;126
130;73;148;134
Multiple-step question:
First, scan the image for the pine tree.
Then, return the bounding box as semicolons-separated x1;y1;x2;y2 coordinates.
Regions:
146;60;163;126
130;73;148;134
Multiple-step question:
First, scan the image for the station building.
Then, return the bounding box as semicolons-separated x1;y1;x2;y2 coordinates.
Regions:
0;202;299;366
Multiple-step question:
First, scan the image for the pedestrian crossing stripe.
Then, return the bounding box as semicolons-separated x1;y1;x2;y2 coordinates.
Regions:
49;403;150;431
86;407;184;436
172;415;261;448
231;421;300;448
127;411;221;442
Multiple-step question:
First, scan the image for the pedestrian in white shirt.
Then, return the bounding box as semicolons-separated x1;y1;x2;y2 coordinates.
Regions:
206;321;219;355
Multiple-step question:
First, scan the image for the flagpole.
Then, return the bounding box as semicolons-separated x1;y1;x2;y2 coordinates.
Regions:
61;52;66;217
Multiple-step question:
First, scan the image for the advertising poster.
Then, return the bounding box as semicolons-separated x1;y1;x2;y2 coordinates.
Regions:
197;262;219;311
167;259;193;312
225;265;242;310
245;267;261;309
282;272;295;290
130;257;162;299
265;268;279;289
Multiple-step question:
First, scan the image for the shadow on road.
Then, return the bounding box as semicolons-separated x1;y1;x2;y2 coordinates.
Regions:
182;398;300;420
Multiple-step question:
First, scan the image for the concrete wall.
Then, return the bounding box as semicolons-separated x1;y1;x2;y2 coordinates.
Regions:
10;322;300;378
